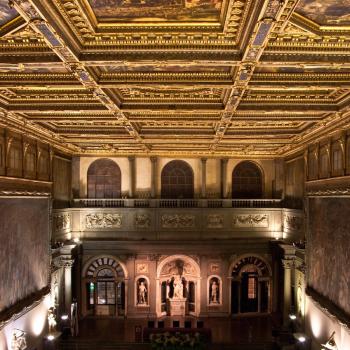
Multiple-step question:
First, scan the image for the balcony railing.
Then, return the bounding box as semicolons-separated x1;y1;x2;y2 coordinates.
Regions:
72;198;282;209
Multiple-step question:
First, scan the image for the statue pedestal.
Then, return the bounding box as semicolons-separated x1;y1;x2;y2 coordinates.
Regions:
169;297;187;317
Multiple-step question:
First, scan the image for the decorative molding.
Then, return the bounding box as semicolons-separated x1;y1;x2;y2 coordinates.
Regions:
306;286;350;330
85;213;122;229
232;214;268;228
161;214;195;229
0;287;50;330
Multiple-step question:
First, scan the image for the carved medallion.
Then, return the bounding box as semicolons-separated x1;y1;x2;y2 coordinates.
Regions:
136;263;149;274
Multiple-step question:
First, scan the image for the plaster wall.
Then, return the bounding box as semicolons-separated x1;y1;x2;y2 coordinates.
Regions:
305;295;350;350
0;296;50;350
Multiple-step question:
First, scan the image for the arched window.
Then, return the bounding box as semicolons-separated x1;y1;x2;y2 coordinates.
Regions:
161;160;194;199
232;161;263;199
87;159;121;199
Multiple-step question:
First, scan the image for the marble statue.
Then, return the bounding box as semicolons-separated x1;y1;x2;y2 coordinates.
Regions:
210;280;219;303
11;331;27;350
48;307;57;333
173;275;184;299
138;281;147;304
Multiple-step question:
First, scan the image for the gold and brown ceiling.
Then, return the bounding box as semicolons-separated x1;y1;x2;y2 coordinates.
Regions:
1;0;350;157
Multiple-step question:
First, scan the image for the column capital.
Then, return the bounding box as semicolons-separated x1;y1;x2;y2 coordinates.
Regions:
128;156;136;162
150;156;158;163
221;158;229;164
282;258;294;269
201;157;207;163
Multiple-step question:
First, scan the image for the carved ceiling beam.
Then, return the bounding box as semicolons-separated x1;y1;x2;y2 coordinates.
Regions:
9;0;149;152
282;110;350;156
0;108;77;154
210;0;301;151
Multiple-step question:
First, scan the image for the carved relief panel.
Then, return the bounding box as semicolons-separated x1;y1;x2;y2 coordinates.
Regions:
232;214;268;228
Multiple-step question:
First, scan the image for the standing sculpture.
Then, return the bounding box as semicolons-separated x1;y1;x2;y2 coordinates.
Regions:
138;281;148;304
173;275;184;299
210;280;219;304
47;307;57;333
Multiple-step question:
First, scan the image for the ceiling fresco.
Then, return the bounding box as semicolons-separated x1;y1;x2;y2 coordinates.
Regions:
296;0;350;26
87;0;224;22
0;1;19;26
100;64;232;73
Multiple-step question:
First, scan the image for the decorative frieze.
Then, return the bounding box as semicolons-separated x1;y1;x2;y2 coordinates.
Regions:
53;213;71;231
161;214;195;229
283;214;303;231
85;213;122;229
135;213;151;229
232;214;268;228
206;214;224;229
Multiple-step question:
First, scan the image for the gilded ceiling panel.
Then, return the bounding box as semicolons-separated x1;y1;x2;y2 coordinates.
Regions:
296;0;350;26
0;1;19;26
87;0;225;22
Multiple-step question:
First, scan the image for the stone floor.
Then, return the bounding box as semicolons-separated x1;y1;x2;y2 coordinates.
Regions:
58;314;277;349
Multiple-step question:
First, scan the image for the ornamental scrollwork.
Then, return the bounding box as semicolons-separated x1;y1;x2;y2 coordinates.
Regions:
161;214;195;228
85;213;122;229
232;214;268;228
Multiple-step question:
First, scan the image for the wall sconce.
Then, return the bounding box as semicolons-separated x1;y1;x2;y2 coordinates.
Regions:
321;332;338;350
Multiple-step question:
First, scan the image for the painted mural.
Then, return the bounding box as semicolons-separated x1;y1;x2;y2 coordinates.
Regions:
0;66;69;73
0;198;50;312
308;198;350;315
0;1;19;26
87;0;224;22
101;64;231;73
296;0;350;26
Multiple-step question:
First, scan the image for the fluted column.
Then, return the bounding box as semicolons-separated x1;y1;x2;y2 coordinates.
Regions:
150;156;157;198
221;158;228;198
201;158;207;198
128;156;136;198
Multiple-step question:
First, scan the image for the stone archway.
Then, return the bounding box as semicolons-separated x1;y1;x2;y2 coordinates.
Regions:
82;256;128;317
229;255;272;315
156;255;200;317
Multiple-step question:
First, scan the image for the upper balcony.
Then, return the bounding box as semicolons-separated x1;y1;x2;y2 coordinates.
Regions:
72;198;283;209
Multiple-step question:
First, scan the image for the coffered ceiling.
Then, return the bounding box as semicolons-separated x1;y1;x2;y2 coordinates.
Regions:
1;0;350;157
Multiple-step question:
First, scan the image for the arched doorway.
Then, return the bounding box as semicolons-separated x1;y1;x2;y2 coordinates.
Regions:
161;160;194;199
87;158;121;198
230;255;271;315
156;255;200;317
82;256;127;317
232;161;263;199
